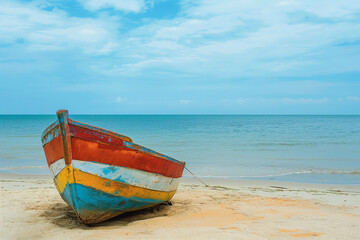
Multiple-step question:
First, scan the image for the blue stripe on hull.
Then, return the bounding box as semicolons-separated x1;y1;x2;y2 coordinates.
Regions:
61;183;163;224
59;182;77;211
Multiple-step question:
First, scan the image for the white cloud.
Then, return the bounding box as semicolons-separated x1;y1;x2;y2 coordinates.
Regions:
234;98;253;104
0;1;118;54
280;97;328;104
1;0;360;78
95;0;360;78
115;97;127;103
346;96;359;101
224;97;329;104
179;99;191;104
79;0;146;13
154;15;244;40
147;40;182;50
96;42;119;55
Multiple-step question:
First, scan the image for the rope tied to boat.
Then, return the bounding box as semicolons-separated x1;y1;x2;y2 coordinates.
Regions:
184;166;209;187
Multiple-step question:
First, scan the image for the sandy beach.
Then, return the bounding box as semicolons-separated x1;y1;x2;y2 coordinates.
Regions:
1;174;359;240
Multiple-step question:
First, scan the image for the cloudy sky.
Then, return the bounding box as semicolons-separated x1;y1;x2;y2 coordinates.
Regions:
0;0;359;114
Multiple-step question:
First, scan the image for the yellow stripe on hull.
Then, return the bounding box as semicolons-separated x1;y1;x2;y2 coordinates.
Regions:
54;165;74;194
54;165;176;202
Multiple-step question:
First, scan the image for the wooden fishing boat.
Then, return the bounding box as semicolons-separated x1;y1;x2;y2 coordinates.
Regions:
41;110;185;224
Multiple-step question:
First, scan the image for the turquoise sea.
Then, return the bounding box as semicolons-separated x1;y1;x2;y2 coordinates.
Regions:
0;115;359;185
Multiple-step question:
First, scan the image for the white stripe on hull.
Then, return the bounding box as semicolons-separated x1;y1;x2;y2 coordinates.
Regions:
49;159;66;178
71;160;181;192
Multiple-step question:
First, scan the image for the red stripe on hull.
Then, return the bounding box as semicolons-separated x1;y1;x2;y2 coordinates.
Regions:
43;135;64;166
71;138;184;178
70;124;125;146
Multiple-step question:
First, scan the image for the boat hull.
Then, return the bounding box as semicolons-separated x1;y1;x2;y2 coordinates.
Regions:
42;110;185;224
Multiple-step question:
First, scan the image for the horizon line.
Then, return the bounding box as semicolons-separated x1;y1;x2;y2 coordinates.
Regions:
1;113;359;116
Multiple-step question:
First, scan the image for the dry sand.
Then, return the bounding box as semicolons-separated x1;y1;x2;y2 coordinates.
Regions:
1;174;359;240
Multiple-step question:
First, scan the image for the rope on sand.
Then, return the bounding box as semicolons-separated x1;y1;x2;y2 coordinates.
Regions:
184;166;209;187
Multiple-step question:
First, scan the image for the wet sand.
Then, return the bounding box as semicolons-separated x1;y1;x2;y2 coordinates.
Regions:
1;174;359;239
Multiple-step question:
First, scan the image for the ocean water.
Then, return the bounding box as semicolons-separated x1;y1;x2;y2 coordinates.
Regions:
0;115;359;185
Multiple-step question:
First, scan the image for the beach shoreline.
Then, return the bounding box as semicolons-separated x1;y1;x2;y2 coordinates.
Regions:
1;173;359;239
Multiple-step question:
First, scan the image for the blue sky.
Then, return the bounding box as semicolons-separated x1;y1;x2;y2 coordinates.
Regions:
0;0;359;114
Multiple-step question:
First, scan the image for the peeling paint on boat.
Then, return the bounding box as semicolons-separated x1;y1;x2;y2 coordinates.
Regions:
42;109;185;224
71;160;181;192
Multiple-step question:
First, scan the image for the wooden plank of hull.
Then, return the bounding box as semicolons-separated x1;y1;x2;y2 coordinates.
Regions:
49;158;66;178
69;123;184;165
43;135;64;166
69;119;133;143
71;138;184;178
71;160;181;192
69;124;127;147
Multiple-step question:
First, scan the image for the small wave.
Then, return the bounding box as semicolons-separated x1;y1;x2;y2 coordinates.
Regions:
183;169;360;179
10;135;40;138
0;166;46;171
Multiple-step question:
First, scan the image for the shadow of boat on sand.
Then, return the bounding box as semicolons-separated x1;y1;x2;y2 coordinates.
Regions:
40;201;177;229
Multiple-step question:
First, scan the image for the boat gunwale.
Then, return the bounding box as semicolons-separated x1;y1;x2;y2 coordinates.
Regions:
41;120;59;140
71;136;185;166
69;119;133;143
42;118;186;166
